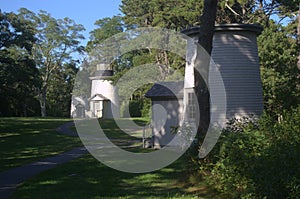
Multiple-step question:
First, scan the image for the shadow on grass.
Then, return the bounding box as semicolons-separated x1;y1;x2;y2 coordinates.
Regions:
12;152;218;199
72;118;150;149
99;118;149;138
0;117;82;171
7;118;219;198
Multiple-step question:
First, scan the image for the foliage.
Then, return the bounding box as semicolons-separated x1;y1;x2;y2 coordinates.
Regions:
258;21;300;118
269;0;300;17
120;0;204;30
89;0;300;121
46;62;79;117
141;98;152;118
16;8;85;117
0;11;40;116
0;8;85;117
120;98;152;118
119;0;191;86
86;16;123;53
120;0;299;27
120;100;141;117
196;108;300;198
216;0;261;24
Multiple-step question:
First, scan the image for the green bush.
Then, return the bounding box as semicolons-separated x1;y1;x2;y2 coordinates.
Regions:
196;107;300;198
129;100;142;117
141;98;151;118
120;99;151;118
120;100;142;118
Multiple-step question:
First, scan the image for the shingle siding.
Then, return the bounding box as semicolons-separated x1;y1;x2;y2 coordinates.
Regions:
183;24;264;119
211;28;263;118
148;24;264;147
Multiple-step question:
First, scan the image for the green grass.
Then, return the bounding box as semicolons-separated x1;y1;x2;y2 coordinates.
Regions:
0;117;82;171
72;117;150;138
12;153;218;199
4;117;220;198
100;118;150;148
71;118;151;148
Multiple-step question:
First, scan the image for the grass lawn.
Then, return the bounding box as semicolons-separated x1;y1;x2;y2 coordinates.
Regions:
72;118;150;138
11;118;220;199
0;117;82;171
100;118;150;148
71;118;151;148
12;153;219;199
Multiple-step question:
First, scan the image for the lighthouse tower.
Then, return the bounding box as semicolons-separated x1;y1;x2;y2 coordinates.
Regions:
89;64;120;118
182;24;264;120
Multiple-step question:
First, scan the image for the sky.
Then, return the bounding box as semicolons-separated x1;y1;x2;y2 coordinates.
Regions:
0;0;122;46
0;0;291;46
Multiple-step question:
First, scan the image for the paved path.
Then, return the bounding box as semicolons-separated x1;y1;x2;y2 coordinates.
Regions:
0;122;88;199
0;120;145;198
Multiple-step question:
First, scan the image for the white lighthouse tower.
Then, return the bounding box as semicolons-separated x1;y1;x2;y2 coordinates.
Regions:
182;24;264;120
89;64;120;119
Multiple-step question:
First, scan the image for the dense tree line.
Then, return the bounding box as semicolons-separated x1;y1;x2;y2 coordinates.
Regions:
1;1;299;120
0;9;84;117
0;10;39;116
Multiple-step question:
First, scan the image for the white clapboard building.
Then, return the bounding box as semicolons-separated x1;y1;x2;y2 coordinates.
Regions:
146;24;264;148
71;64;120;119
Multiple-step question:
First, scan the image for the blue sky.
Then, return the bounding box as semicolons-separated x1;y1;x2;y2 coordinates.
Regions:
0;0;291;47
0;0;122;46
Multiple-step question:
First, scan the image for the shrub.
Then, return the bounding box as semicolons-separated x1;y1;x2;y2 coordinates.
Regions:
196;107;300;198
141;98;151;118
120;100;142;118
129;100;142;117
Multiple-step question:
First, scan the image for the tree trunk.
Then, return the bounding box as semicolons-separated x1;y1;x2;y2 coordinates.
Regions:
194;0;219;137
39;87;47;117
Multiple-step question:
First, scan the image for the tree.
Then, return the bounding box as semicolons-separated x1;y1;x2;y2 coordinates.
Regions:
47;62;79;117
17;8;85;117
121;0;204;30
119;0;272;85
120;0;220;128
120;1;182;76
120;0;204;79
0;11;39;116
216;0;258;23
194;0;219;141
120;0;219;146
86;16;123;53
258;21;299;118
